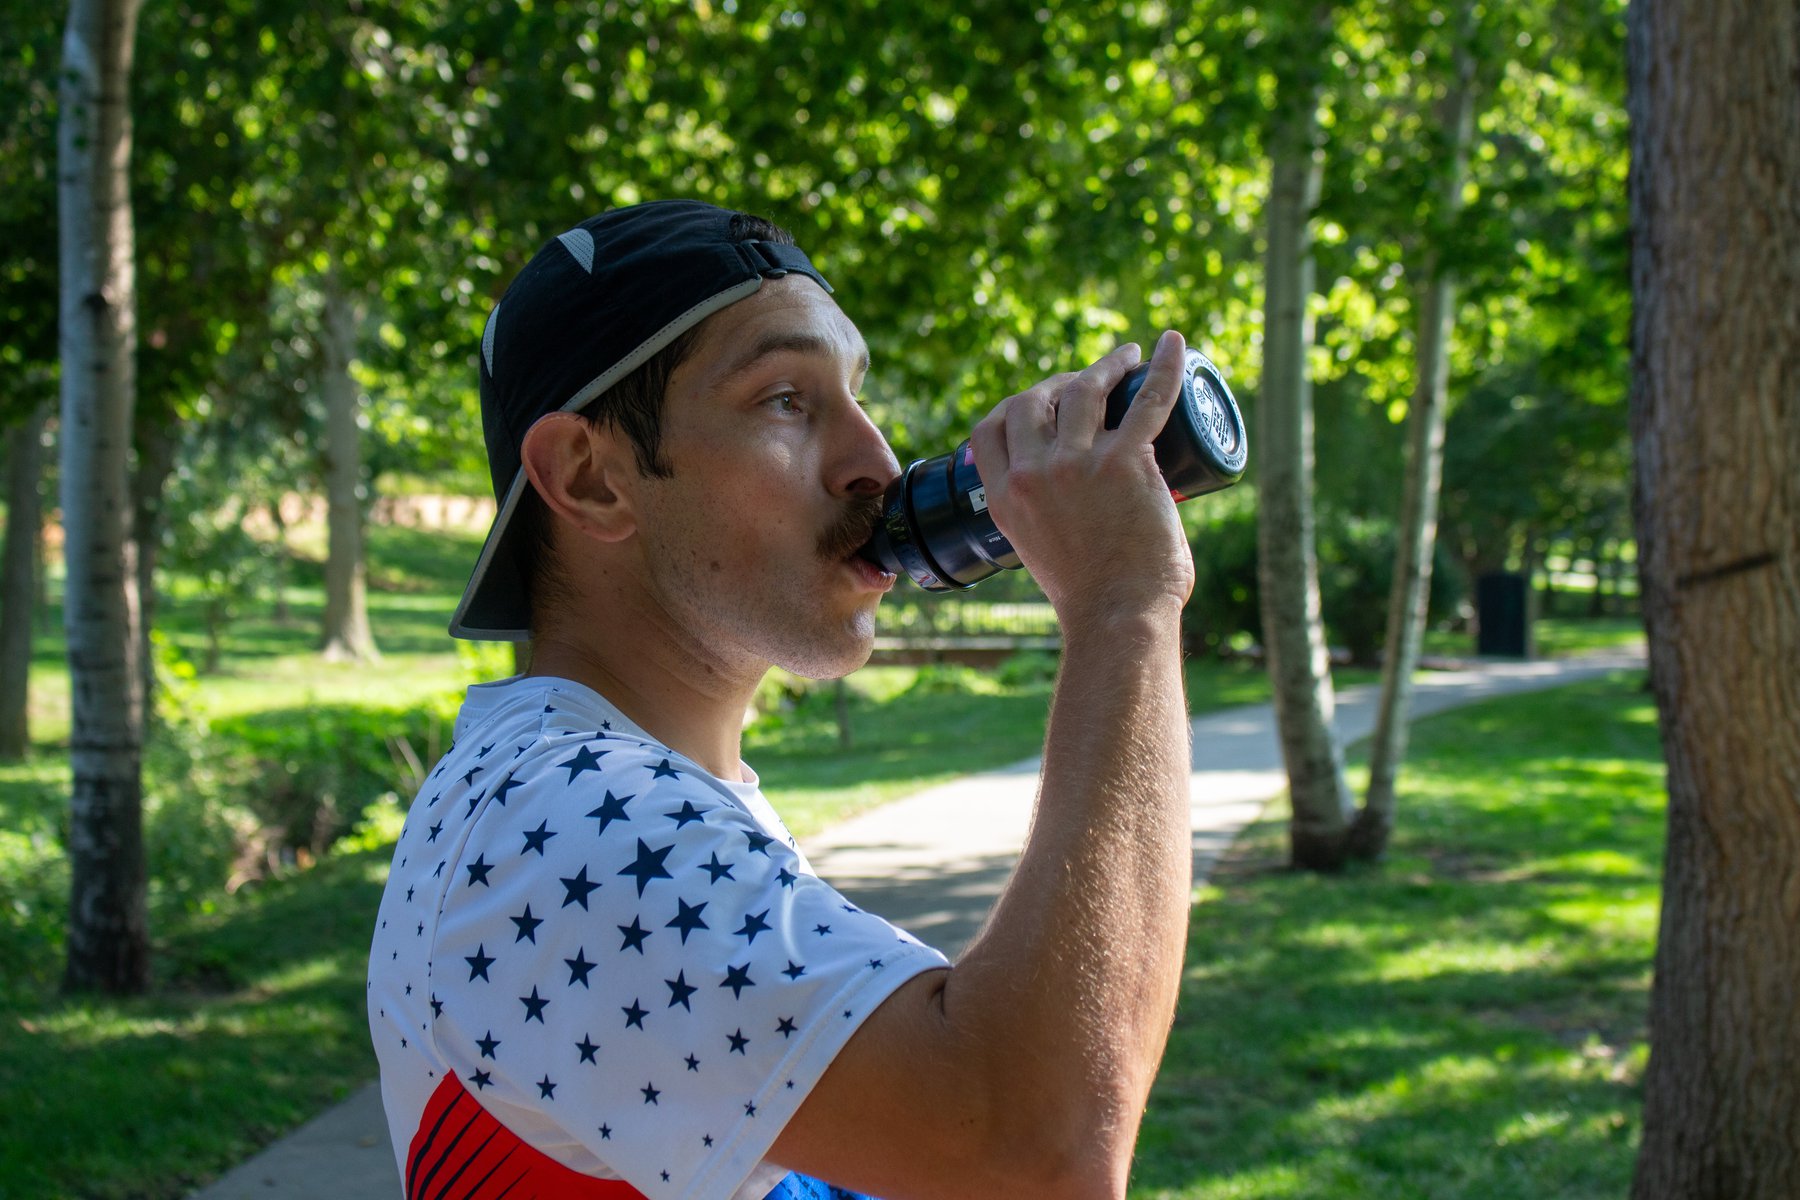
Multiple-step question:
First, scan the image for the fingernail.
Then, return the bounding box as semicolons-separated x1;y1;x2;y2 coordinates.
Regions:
1157;329;1177;351
1121;341;1142;361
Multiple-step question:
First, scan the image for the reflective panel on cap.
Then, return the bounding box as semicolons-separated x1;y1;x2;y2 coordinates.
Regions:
482;299;501;375
556;228;597;274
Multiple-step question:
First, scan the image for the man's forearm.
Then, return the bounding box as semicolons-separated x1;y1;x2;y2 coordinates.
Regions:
944;604;1193;1183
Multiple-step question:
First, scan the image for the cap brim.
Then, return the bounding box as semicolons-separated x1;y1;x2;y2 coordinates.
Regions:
448;469;533;642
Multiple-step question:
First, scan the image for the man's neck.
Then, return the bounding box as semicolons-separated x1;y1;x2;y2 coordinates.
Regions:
523;630;760;784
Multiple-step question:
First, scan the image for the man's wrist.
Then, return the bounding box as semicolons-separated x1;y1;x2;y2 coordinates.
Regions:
1056;595;1186;651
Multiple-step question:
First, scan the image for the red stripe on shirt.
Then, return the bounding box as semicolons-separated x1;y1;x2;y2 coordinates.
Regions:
406;1075;647;1200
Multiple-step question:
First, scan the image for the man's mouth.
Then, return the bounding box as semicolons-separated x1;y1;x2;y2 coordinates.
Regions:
818;495;887;564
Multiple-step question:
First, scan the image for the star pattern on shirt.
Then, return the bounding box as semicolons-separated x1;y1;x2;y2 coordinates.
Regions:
666;897;710;944
586;790;633;835
367;692;951;1200
666;970;698;1011
721;963;756;998
520;820;556;856
558;743;609;783
565;948;596;988
734;909;772;944
619;839;675;895
465;854;493;887
560;864;601;910
666;800;707;829
618;916;652;954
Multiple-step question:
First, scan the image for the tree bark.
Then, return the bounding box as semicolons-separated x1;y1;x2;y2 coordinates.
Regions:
1628;1;1800;1195
1257;9;1353;872
131;415;174;715
57;0;149;995
1351;7;1478;861
0;404;49;760
318;277;379;663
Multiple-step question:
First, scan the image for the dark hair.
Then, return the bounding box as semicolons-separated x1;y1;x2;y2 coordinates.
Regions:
514;211;798;627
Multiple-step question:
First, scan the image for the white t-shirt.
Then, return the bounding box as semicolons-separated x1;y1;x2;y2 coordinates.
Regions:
367;675;949;1200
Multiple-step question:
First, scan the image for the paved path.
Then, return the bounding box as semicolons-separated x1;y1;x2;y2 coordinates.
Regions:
188;650;1643;1199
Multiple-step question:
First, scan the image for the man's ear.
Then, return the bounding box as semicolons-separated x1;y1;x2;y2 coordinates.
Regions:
519;413;638;544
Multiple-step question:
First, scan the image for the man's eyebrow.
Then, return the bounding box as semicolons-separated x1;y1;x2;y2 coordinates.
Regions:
718;330;871;382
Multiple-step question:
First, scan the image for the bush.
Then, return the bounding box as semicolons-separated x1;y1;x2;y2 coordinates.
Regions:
903;663;986;695
995;650;1060;688
1184;505;1262;656
205;695;459;866
1182;502;1468;664
1317;516;1468;666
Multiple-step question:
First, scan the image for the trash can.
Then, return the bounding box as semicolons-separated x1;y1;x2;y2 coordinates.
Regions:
1476;571;1530;657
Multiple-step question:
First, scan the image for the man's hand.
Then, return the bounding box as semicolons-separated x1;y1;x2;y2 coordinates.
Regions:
968;330;1196;627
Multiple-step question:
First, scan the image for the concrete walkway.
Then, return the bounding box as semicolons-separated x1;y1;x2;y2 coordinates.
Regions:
188;650;1643;1199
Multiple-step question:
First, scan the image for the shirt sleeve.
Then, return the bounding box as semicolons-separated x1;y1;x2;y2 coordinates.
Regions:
428;730;950;1200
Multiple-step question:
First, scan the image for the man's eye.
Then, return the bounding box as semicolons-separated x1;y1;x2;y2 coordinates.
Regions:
768;393;801;414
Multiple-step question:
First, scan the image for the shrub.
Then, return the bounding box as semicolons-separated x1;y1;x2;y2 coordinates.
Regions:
1182;503;1468;664
995;650;1060;688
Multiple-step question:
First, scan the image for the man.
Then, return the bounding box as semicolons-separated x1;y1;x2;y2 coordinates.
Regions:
368;199;1195;1200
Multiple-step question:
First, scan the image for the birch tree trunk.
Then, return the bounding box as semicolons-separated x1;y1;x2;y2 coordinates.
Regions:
1350;9;1478;861
131;416;173;715
1628;1;1800;1194
318;278;379;663
0;403;48;761
1257;15;1353;871
57;0;149;994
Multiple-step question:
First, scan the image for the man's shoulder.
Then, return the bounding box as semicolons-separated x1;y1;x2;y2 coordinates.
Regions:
508;725;710;793
464;725;758;847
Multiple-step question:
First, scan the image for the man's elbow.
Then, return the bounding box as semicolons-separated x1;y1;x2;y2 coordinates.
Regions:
964;1079;1142;1200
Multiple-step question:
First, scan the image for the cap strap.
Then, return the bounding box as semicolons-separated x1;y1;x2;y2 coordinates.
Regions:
745;240;833;294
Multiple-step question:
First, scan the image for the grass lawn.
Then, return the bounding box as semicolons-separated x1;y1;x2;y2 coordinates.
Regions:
1133;671;1659;1199
1422;615;1646;663
0;513;1643;1200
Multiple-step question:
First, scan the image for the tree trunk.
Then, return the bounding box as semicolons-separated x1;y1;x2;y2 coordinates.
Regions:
268;497;291;622
318;278;379;663
1352;14;1479;861
1627;1;1800;1195
57;0;149;995
0;404;49;760
1256;10;1352;872
131;415;174;715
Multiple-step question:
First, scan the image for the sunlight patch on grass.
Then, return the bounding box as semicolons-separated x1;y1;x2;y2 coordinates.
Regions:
1134;675;1658;1200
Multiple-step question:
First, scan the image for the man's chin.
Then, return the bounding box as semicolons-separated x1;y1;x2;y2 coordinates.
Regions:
772;614;878;681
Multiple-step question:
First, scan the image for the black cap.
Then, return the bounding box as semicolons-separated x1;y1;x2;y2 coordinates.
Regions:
450;200;833;641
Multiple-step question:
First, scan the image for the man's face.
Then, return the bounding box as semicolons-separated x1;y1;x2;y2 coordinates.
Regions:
628;274;901;680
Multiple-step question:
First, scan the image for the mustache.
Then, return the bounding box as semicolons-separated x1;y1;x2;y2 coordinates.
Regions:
817;494;887;561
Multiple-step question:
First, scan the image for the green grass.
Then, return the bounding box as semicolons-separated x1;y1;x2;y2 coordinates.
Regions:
752;656;1362;838
1421;614;1646;663
0;846;392;1200
1531;616;1646;659
1;515;1645;1200
1132;671;1659;1199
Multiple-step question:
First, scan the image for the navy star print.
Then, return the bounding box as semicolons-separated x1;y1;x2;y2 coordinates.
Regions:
367;679;949;1200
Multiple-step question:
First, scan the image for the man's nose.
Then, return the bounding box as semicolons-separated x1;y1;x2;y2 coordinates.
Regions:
832;400;902;500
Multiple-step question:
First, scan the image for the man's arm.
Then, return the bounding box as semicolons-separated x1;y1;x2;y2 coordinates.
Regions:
770;334;1197;1200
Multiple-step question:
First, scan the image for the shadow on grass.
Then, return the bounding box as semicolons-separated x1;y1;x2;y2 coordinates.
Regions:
0;848;390;1200
1127;675;1660;1200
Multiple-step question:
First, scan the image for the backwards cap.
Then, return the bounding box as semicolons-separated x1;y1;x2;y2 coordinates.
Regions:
451;200;832;641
